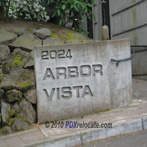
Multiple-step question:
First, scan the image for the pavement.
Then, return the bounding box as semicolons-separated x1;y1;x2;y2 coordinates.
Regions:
76;130;147;147
0;79;147;147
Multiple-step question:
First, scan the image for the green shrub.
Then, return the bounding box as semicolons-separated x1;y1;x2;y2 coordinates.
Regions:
46;0;94;31
0;0;10;20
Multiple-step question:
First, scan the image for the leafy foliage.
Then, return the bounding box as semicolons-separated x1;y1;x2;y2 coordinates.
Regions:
46;0;94;31
0;0;10;20
9;0;49;22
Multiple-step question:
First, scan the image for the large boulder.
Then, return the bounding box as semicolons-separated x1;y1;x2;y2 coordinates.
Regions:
12;48;32;66
24;88;37;104
5;89;22;103
34;28;51;39
0;29;17;45
9;33;42;51
13;27;27;36
0;45;10;65
1;126;13;135
1;101;10;124
0;68;35;92
1;51;30;74
18;99;36;124
11;118;29;131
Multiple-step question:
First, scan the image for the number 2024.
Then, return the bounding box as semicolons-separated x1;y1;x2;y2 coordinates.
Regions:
41;49;72;60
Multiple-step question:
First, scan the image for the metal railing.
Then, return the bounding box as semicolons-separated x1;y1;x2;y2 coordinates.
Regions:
111;48;135;67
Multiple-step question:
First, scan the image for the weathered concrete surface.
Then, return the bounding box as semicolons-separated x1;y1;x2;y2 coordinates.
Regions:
34;39;132;122
35;42;111;122
107;39;132;108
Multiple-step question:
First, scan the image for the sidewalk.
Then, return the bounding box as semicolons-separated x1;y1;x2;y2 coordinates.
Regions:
0;79;147;147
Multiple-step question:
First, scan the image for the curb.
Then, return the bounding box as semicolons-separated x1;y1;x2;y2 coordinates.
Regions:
143;118;147;130
24;117;147;147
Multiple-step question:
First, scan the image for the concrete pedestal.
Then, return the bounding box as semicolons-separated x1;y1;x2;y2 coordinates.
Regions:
34;39;132;123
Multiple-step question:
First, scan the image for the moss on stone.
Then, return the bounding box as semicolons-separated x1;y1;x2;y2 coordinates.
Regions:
13;56;24;67
5;90;22;102
18;116;30;126
7;109;16;117
6;109;16;126
20;73;31;81
12;31;16;34
23;73;30;79
19;81;32;89
8;118;15;126
0;113;1;117
0;74;5;83
66;31;85;43
15;81;32;92
51;32;60;40
18;98;26;106
67;33;75;40
25;73;30;78
27;55;31;60
0;65;2;68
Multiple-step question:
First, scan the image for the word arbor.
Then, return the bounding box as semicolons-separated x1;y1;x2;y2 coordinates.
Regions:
43;64;103;80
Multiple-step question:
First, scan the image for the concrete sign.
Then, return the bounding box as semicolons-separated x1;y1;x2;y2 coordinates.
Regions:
34;39;132;123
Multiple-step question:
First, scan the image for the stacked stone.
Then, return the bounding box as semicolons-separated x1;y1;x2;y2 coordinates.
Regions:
0;27;53;135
